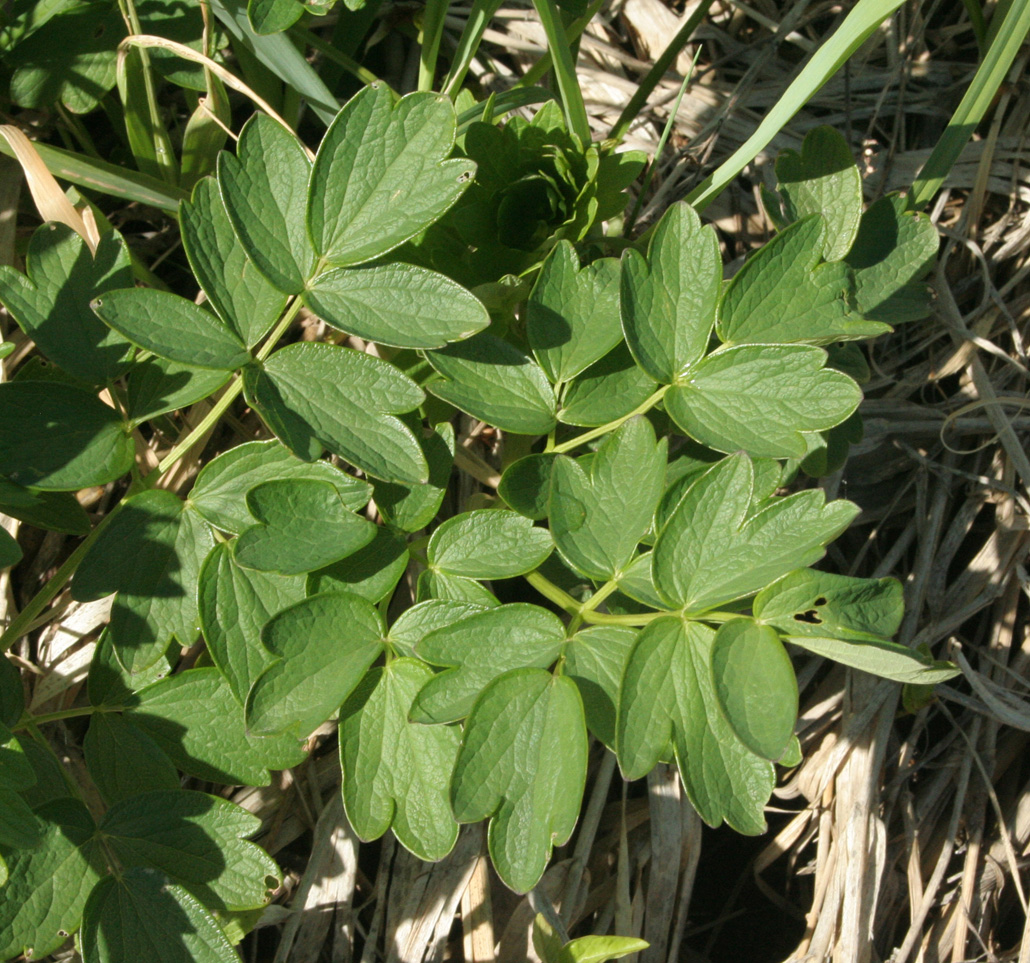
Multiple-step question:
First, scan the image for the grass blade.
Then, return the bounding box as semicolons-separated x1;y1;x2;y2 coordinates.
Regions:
442;0;505;99
907;0;1030;212
418;0;451;91
530;0;591;143
686;0;907;213
209;0;340;126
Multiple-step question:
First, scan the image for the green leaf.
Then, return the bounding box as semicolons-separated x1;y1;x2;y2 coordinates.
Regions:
309;84;476;267
0;719;35;790
613;552;667;609
180;176;287;346
305;263;490;349
559;935;651;963
88;630;174;707
339;659;459;860
616;618;774;833
664;344;862;458
126;357;230;424
100;790;279;910
245;343;428;484
0;789;42;849
563;625;637;749
717;217;887;346
308;526;409;603
73;491;214;673
248;0;304;34
426;333;557;434
652;453;859;614
533;913;565;963
773;126;863;261
83;712;179;805
249;592;385;736
127;668;306;784
0;477;92;536
235;478;376;575
0;381;133;490
416;569;500;607
0;799;102;961
621;203;721;382
81;869;239;963
550;416;665;580
785;635;959;685
0;654;24;728
190;439;371;535
218;113;316;294
428;509;553;579
498;453;556;520
754;569;904;642
526;242;622;383
0;527;22;570
92;288;251;370
0;223;134;383
372;421;454;532
845;194;938;323
198;541;307;704
559;342;658;427
451;668;587;893
710;619;797;760
386;598;489;659
411;603;566;724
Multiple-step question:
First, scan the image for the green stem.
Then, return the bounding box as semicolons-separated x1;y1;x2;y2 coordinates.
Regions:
530;0;591;144
17;704;108;731
524;570;580;616
567;577;619;634
549;385;668;454
293;25;381;87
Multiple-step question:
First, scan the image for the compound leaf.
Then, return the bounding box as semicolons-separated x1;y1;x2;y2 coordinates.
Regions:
527;242;622;383
373;421;454;532
190;439;371;535
0;381;133;490
558;342;657;427
0;477;91;536
198;541;307;704
99;790;279;911
0;223;134;383
652;453;858;614
845;194;938;323
126;357;230;424
81;869;239;963
309;84;475;267
426;333;557;435
616;618;774;834
339;659;459;860
664;344;862;458
549;416;665;580
710;619;797;761
180;176;287;346
621;203;721;382
218;112;316;294
754;569;904;642
563;625;637;749
83;713;179;805
773;126;862;262
249;592;385;737
127;668;306;784
0;789;42;849
411;603;566;724
245;342;428;484
91;288;251;370
717;216;887;346
235;478;376;575
308;525;409;603
451;668;587;893
0;799;103;961
428;509;553;579
785;635;959;685
305;263;489;349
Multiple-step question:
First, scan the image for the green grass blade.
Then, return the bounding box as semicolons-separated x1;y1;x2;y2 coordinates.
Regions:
418;0;451;91
908;0;1030;212
609;0;713;145
530;0;591;143
0;138;187;213
291;25;380;87
210;0;340;126
442;0;504;99
516;0;606;89
686;0;907;213
455;86;556;133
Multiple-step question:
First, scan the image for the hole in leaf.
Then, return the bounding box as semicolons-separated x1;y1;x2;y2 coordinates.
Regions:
93;23;105;38
795;609;822;624
815;596;828;605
